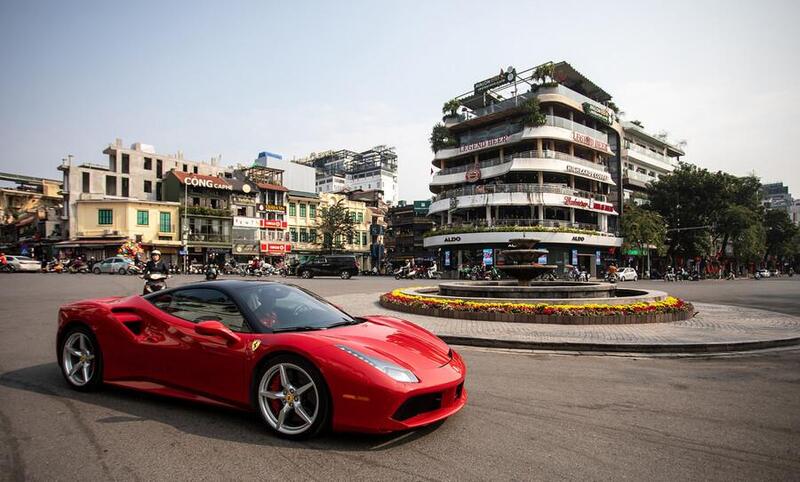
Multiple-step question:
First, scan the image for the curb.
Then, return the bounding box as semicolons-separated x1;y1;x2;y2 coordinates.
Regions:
437;335;800;354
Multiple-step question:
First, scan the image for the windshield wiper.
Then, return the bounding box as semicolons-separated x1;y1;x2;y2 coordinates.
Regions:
271;326;327;333
325;319;362;329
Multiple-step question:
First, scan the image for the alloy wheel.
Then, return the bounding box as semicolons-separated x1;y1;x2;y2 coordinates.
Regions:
61;332;95;386
258;363;319;436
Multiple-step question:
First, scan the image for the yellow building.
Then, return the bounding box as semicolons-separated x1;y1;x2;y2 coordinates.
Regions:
61;198;181;261
285;191;373;269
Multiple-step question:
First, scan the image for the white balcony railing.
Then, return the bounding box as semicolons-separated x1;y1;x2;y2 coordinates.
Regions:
433;183;607;203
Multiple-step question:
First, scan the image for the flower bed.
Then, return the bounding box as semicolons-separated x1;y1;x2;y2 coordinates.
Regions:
379;288;694;325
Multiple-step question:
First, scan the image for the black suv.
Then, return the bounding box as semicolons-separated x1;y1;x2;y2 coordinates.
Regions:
296;255;360;279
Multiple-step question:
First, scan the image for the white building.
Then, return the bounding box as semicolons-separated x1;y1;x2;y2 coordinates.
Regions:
620;122;685;203
253;151;316;192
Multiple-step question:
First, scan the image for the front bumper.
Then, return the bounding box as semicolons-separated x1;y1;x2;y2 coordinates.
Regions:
331;350;467;434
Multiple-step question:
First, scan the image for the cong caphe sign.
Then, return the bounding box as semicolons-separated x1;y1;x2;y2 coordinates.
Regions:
184;176;233;190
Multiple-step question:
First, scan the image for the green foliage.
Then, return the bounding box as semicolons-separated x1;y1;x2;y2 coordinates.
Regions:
620;203;666;256
316;199;356;253
531;62;555;84
732;221;766;263
606;101;619;114
763;208;799;261
630;120;644;128
646;163;764;263
520;98;546;127
429;123;457;153
180;206;232;217
442;99;461;116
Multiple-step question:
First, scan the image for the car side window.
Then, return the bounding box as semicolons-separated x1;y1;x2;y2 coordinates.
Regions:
151;288;251;333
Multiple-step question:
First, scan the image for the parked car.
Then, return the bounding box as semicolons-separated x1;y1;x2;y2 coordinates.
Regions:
92;257;134;274
3;255;41;272
617;267;638;282
296;255;360;279
56;280;467;439
756;268;771;278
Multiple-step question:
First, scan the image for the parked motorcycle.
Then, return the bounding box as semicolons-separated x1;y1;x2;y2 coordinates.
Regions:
142;272;170;295
205;264;219;281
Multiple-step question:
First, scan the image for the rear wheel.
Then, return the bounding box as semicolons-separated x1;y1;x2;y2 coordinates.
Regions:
58;326;102;391
118;267;127;275
340;270;351;280
255;355;330;440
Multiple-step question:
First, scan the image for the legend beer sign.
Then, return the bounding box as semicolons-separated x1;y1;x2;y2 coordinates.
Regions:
572;131;609;152
458;135;510;154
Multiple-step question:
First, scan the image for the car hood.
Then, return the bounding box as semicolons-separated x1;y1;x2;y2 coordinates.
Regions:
312;315;452;371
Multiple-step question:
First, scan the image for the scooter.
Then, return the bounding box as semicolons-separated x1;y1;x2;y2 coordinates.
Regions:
142;272;170;295
205;264;219;281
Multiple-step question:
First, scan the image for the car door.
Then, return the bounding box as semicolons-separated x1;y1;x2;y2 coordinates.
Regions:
141;288;251;404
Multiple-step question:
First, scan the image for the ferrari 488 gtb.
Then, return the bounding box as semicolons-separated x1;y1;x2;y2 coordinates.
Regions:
57;280;467;439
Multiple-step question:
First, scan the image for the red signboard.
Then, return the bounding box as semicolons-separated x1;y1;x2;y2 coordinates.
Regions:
260;242;292;254
572;131;609;152
259;219;288;229
563;196;615;213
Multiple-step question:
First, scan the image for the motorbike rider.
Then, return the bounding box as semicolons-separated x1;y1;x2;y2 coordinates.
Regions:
144;249;169;275
0;252;7;267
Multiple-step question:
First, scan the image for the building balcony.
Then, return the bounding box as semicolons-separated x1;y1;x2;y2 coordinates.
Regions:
623;169;656;189
624;143;678;172
432;183;607;203
186;233;231;244
430;218;608;235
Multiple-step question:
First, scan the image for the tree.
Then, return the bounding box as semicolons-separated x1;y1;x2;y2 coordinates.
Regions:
763;208;799;265
442;99;461;116
316;198;356;254
732;222;766;267
429;123;457;153
520;98;546;127
532;62;555;84
620;203;666;274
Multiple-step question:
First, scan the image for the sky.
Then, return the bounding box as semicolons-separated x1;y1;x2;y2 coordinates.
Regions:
1;0;799;200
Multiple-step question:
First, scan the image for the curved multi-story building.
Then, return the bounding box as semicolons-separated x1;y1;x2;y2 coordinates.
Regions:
425;61;625;277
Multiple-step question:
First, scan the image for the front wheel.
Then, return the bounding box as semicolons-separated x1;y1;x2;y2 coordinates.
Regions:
340;270;351;280
300;270;312;279
58;326;103;391
255;356;330;440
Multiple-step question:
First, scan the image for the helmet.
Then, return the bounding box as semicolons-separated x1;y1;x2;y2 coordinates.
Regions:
151;250;162;256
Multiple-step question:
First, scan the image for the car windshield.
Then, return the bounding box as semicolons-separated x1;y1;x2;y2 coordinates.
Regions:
237;284;356;333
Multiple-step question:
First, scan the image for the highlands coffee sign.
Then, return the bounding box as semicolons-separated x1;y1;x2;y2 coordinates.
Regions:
184;176;233;191
458;135;510;154
565;164;612;183
563;196;615;213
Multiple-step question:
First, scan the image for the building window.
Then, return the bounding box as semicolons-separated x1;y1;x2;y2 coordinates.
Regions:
290;228;298;242
183;164;188;172
210;198;219;209
289;203;296;216
156;182;162;201
160;212;171;232
357;212;363;223
122;154;130;174
300;229;308;243
361;231;367;246
121;177;129;197
144;157;152;170
156;159;163;179
309;229;317;243
137;210;149;226
192;197;200;206
82;172;90;193
299;203;306;217
144;180;152;193
193;166;198;174
309;204;316;218
105;176;117;196
98;209;113;225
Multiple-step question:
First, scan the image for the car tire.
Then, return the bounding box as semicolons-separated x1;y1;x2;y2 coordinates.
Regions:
340;270;351;280
58;325;103;392
118;267;127;275
92;267;101;274
254;354;330;440
301;270;312;279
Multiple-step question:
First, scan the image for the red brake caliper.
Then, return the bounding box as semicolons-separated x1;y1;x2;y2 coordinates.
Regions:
268;374;282;414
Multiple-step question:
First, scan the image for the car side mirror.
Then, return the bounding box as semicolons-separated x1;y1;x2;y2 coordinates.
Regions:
195;320;241;345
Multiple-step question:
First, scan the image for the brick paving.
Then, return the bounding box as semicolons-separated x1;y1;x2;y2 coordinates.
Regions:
329;292;800;351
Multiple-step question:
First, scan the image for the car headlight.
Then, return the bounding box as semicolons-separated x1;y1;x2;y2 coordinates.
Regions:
336;344;419;383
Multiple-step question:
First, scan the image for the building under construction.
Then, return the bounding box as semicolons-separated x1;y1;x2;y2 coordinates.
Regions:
293;146;399;205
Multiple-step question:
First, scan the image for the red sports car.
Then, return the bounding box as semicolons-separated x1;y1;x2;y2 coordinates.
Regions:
56;280;466;439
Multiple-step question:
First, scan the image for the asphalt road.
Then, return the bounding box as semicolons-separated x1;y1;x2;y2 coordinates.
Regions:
0;273;799;481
